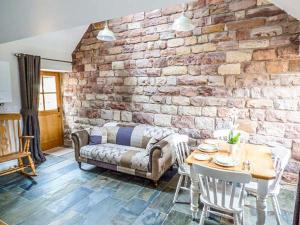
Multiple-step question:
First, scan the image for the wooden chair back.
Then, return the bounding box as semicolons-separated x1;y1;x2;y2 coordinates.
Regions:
193;164;251;210
0;114;21;157
0;113;36;177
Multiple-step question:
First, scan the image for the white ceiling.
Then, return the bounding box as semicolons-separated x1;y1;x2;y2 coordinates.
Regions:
0;0;298;45
0;0;298;67
272;0;300;21
0;25;88;112
0;25;87;67
0;0;187;44
0;25;88;60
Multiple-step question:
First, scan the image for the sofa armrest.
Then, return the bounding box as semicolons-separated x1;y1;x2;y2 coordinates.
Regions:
71;129;89;161
151;134;188;157
148;134;189;180
149;146;166;181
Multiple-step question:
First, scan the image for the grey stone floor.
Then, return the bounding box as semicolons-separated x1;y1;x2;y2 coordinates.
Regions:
0;148;296;225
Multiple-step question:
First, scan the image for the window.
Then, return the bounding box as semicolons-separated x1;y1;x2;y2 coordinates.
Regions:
39;75;58;111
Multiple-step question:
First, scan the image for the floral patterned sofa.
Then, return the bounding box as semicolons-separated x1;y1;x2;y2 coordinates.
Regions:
71;123;188;185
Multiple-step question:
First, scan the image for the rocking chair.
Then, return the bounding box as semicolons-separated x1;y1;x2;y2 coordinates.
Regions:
0;113;37;177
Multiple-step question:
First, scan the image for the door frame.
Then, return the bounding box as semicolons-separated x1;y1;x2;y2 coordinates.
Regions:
39;71;64;151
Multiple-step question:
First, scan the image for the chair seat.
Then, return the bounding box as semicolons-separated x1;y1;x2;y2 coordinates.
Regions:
245;181;280;196
80;143;149;172
178;163;190;175
0;152;30;163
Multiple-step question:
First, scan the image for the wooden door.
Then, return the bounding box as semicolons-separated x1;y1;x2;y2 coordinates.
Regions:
38;71;63;151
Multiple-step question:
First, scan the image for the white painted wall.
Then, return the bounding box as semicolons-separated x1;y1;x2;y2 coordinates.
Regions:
0;61;12;103
0;26;87;113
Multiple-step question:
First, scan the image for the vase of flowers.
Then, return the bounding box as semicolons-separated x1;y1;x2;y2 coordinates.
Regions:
227;130;241;155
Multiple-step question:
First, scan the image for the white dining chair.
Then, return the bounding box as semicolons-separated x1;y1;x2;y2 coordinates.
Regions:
245;146;291;225
213;129;249;143
193;164;252;225
173;142;191;204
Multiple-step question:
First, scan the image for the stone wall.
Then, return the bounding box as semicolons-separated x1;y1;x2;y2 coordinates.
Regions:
62;0;300;175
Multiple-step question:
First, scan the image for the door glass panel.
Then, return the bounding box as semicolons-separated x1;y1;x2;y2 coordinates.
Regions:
44;93;57;110
39;94;44;111
40;81;43;93
43;76;56;92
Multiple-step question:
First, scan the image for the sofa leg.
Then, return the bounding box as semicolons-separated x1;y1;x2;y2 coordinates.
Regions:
78;162;82;169
153;180;159;188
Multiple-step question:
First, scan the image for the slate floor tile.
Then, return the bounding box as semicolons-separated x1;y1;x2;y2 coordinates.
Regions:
0;148;296;225
82;175;113;190
124;198;149;215
132;208;167;225
162;209;192;225
172;202;192;216
114;182;143;201
37;154;66;169
84;197;126;225
137;186;160;203
46;186;92;214
112;198;149;225
1;197;48;225
277;188;296;212
17;209;57;225
0;188;19;206
0;195;29;218
40;158;74;174
48;210;86;225
71;188;114;214
149;187;174;214
113;198;148;225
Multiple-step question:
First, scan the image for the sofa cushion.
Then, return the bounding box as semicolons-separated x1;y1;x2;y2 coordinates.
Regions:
80;143;149;172
116;126;134;146
144;126;175;154
144;126;174;141
89;127;107;145
104;123;152;149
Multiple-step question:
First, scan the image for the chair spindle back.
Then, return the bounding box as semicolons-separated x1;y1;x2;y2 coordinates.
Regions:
270;146;291;191
0;114;21;157
175;142;190;170
193;164;251;210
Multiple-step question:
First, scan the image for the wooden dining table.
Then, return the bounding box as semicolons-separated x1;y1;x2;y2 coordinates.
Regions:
185;140;276;225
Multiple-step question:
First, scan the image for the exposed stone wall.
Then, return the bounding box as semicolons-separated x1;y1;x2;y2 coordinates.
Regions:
62;0;300;174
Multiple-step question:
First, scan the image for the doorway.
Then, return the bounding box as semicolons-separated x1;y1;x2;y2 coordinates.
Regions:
38;71;63;151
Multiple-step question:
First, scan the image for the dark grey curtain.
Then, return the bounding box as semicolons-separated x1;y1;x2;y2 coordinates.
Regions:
293;171;300;225
18;54;46;164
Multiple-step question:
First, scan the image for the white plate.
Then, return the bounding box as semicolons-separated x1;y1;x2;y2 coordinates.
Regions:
198;143;218;153
193;153;210;161
214;155;239;167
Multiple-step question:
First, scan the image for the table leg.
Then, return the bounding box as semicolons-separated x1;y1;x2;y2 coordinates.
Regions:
190;165;200;220
256;179;269;225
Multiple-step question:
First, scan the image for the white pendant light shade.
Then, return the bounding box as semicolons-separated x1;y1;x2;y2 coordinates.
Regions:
97;21;116;42
172;13;195;32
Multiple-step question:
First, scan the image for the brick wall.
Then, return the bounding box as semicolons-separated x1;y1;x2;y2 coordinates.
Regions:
62;0;300;175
